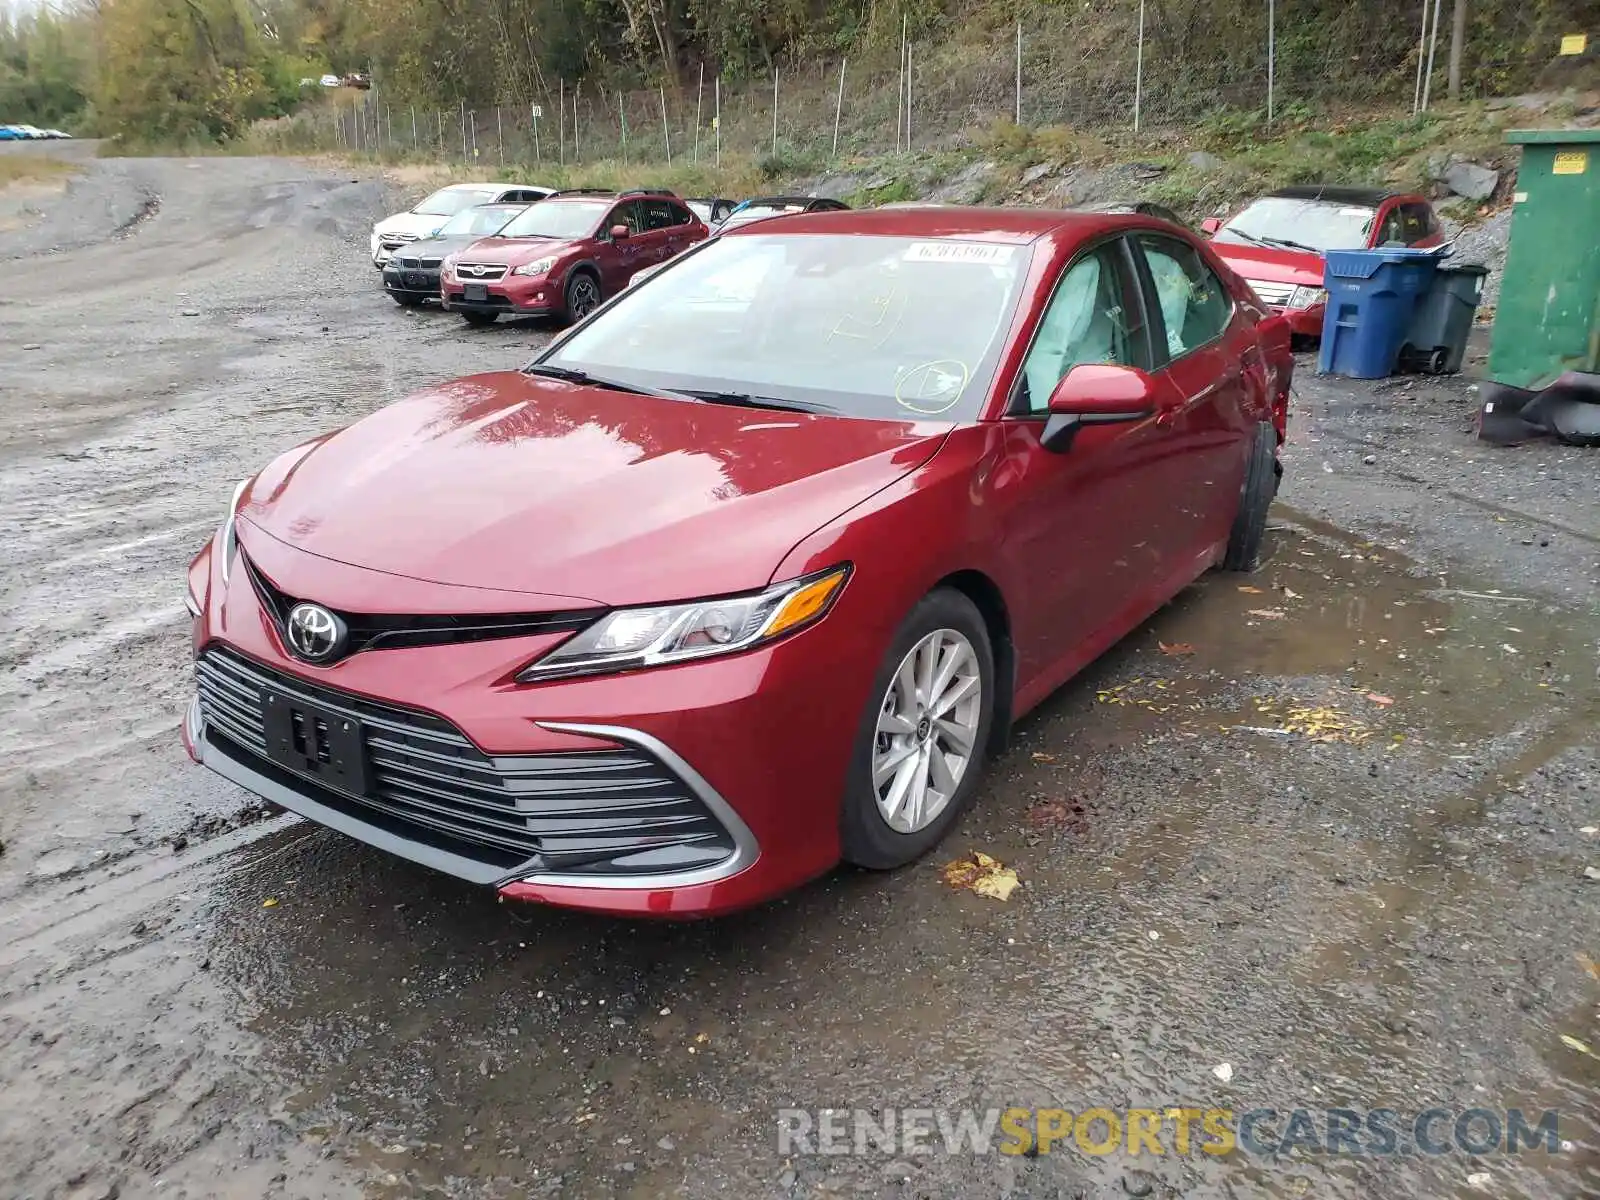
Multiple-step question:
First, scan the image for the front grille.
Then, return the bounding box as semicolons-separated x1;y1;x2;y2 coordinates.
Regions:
448;292;514;312
196;647;737;876
241;550;599;662
380;233;419;250
1245;279;1296;307
395;256;443;270
454;262;508;281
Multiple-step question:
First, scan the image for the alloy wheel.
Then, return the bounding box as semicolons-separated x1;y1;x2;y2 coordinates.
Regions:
569;276;600;318
871;628;983;834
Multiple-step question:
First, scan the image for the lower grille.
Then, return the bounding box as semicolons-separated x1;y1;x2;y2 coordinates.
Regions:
195;647;736;877
1245;278;1296;307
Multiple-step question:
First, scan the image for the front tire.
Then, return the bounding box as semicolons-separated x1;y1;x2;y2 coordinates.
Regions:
563;271;601;323
391;292;424;308
840;589;995;870
460;310;498;327
1223;421;1277;572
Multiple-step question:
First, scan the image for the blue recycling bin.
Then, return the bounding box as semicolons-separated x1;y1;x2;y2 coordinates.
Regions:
1318;248;1443;379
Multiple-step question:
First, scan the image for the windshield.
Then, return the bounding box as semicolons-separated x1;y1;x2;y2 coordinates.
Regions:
1215;197;1376;253
498;201;609;240
540;233;1030;421
437;204;524;237
413;186;499;217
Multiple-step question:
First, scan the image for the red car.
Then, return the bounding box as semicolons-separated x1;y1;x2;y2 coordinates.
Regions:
1203;185;1446;340
440;188;708;325
183;207;1293;918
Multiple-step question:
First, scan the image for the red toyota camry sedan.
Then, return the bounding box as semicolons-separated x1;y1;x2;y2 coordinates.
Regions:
183;207;1293;917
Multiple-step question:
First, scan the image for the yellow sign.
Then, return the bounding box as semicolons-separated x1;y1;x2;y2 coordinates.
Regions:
1559;33;1587;55
1553;150;1588;175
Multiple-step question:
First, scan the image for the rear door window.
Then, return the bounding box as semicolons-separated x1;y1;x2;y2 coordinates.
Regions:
643;199;686;230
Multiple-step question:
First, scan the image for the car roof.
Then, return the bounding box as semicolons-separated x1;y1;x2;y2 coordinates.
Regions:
1268;185;1400;206
720;205;1146;243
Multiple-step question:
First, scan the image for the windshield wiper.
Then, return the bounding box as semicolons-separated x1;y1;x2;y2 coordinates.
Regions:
671;388;840;415
522;364;673;398
1256;234;1322;255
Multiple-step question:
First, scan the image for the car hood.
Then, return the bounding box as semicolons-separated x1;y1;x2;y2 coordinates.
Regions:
452;235;576;264
239;371;950;607
393;233;482;259
375;212;451;240
1210;240;1327;287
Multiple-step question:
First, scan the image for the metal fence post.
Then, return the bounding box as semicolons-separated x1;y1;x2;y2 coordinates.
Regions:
620;94;629;163
533;104;541;165
1420;0;1444;112
1015;20;1022;125
1267;0;1276;126
385;104;392;151
410;105;417;150
695;63;704;162
460;100;467;159
896;16;907;153
497;107;504;166
833;57;846;158
905;43;912;151
573;84;581;163
660;84;671;164
559;80;566;165
1134;1;1145;131
772;68;779;158
714;76;721;167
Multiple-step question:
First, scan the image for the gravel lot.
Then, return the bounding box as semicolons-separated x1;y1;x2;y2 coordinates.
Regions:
1;146;1595;1200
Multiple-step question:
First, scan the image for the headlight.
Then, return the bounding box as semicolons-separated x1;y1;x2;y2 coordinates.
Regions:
516;565;851;682
1288;286;1327;310
218;478;250;586
512;256;558;278
442;255;460;281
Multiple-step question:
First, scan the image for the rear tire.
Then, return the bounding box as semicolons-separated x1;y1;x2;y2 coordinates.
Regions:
1223;421;1277;572
840;589;995;870
460;310;498;327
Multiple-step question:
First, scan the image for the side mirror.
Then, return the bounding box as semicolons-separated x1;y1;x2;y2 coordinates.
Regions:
610;224;632;241
1041;364;1159;453
1200;217;1222;236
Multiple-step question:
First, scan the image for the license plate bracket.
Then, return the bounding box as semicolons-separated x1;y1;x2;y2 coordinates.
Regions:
261;691;369;797
463;283;488;302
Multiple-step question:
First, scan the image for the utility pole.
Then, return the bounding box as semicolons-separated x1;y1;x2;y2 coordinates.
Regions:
1447;0;1468;102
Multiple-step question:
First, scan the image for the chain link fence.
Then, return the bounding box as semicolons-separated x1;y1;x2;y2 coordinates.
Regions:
261;1;1594;170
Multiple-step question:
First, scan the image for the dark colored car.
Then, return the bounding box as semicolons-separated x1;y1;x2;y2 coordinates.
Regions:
1203;185;1445;337
687;196;738;225
440;189;708;325
184;206;1293;918
381;202;531;307
717;195;849;231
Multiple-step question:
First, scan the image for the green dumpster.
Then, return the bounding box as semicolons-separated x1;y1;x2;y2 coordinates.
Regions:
1486;128;1600;389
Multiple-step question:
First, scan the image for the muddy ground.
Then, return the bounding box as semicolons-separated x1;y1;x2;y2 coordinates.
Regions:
0;146;1596;1200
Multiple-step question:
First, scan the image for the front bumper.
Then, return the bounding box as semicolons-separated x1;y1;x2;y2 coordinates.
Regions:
441;274;557;315
181;535;866;917
382;266;441;298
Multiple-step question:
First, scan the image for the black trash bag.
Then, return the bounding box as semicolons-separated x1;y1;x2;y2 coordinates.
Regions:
1477;371;1600;447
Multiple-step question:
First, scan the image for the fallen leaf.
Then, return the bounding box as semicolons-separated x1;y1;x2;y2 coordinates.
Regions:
695;1032;710;1044
1365;693;1395;706
1030;752;1056;763
1247;608;1286;620
1238;585;1264;594
1560;1033;1598;1058
262;897;279;908
1158;641;1196;656
1027;799;1085;830
941;851;1021;901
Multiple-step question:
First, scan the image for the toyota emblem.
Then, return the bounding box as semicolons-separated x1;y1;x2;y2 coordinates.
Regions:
286;602;346;662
